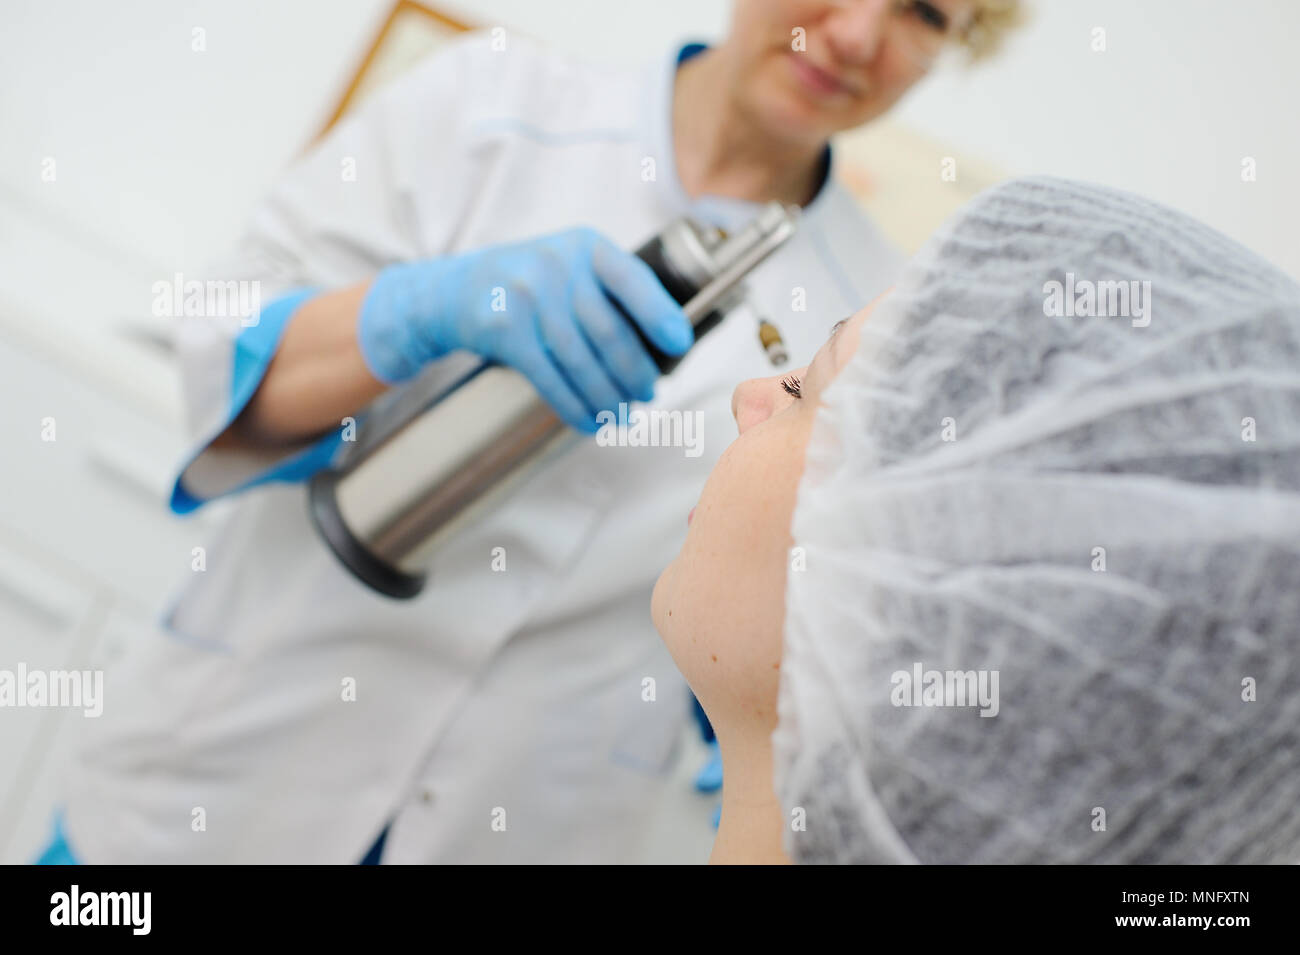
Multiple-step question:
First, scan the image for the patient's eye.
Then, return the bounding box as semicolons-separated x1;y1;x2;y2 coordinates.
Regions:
781;375;803;399
907;0;949;31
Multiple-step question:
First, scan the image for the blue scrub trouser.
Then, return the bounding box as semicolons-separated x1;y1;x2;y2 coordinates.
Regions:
35;811;391;865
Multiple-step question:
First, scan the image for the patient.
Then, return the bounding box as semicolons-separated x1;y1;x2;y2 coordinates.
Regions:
652;176;1300;864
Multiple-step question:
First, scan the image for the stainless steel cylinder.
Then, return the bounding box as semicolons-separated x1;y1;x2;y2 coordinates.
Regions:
309;202;799;597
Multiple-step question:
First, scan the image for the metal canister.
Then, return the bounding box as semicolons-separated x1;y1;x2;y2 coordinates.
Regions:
308;201;799;597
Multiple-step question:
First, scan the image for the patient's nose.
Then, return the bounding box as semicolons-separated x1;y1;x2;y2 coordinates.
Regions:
731;377;776;435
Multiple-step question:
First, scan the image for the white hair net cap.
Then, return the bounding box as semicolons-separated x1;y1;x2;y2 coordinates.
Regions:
774;176;1300;864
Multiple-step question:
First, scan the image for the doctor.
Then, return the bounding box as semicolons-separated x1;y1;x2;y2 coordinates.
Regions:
53;0;1018;863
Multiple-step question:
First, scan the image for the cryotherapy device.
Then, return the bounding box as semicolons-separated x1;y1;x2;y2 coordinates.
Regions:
308;202;799;598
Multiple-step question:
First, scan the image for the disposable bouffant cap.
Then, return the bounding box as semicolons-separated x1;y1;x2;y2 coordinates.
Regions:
774;176;1300;864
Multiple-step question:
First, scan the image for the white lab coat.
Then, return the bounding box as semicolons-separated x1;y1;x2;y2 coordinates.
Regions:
63;32;903;863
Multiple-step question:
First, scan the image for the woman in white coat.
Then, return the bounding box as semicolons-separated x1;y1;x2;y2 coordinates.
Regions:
48;0;1020;863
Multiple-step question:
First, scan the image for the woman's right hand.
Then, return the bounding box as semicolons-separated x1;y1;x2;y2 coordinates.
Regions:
356;227;694;433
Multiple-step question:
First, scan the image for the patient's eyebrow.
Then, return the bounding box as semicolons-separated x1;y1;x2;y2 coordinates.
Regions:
828;317;849;364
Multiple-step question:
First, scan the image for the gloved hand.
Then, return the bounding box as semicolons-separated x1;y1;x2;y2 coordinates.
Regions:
356;227;694;433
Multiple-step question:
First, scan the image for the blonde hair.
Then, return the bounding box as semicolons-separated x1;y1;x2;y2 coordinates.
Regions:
957;0;1026;62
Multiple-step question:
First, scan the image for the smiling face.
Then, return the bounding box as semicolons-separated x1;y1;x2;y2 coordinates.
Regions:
651;298;879;747
726;0;977;143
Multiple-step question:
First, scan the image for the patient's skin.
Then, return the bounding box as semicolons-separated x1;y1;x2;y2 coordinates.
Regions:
652;297;878;864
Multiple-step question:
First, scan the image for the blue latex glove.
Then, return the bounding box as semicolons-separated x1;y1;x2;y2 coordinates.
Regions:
690;693;722;827
357;227;694;433
694;738;723;794
690;693;722;795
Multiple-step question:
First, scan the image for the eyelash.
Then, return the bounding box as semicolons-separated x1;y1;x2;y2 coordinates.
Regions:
778;318;841;402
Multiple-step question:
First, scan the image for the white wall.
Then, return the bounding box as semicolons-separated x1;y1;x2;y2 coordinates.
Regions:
894;0;1300;278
